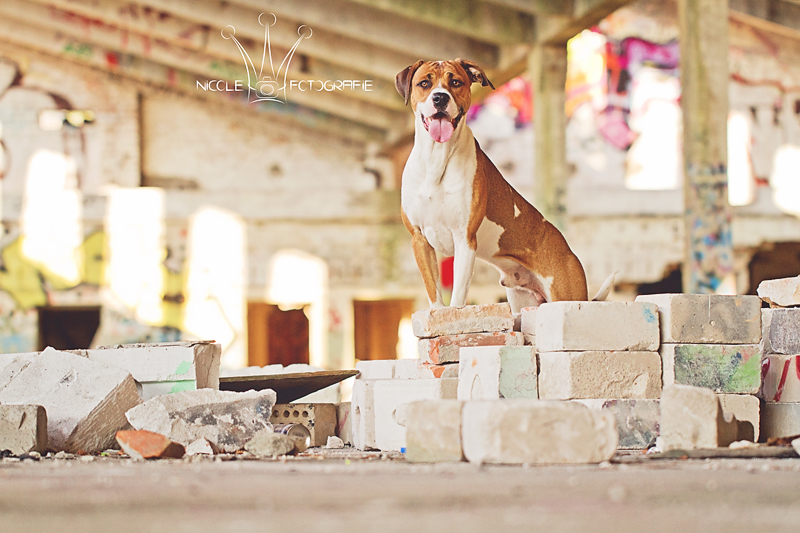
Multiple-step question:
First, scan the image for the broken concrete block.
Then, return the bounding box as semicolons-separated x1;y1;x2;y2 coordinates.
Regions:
244;430;295;457
0;405;47;455
352;378;457;451
717;394;760;442
535;301;659;352
326;435;344;449
761;308;800;355
661;344;761;394
418;331;523;364
635;294;761;344
660;384;739;451
538;351;661;400
757;276;800;308
457;346;538;400
355;360;396;380
0;348;140;453
185;438;217;455
519;307;537;338
523;334;535;346
270;403;336;447
83;341;221;400
761;355;800;402
462;400;617;465
394;359;458;379
115;430;185;459
125;389;276;453
761;402;800;440
405;400;464;463
573;399;660;449
412;303;513;338
335;402;352;445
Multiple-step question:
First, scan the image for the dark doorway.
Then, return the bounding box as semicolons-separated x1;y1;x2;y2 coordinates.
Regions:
37;306;101;351
247;302;310;367
748;242;800;294
353;299;415;361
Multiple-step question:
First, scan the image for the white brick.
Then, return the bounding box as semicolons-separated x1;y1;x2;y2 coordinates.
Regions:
535;301;659;352
761;308;800;355
757;276;800;308
538;351;661;400
412;303;513;338
0;348;140;453
405;400;464;463
519;307;537;337
660;385;738;451
761;403;800;440
335;402;352;445
418;331;523;364
355;360;396;380
717;394;760;442
635;294;761;344
661;344;762;394
462;400;618;465
761;354;800;402
573;399;659;449
351;380;376;450
0;405;47;455
458;346;537;400
394;359;458;379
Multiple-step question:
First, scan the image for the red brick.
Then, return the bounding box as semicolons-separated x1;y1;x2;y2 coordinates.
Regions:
418;331;523;364
115;430;185;459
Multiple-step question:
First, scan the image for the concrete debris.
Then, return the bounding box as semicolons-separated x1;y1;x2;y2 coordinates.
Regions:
418;331;523;364
125;388;277;453
115;429;186;459
573;399;660;450
762;355;800;402
457;346;538;400
757;276;800;308
185;438;217;455
335;402;352;445
270;403;336;447
660;385;739;451
352;378;457;452
0;348;140;453
538;351;662;400
636;294;762;344
535;301;660;352
661;343;762;394
761;309;800;355
717;394;760;442
462;400;618;465
0;405;47;456
244;430;295;457
404;400;464;463
325;435;345;449
761;403;800;440
411;303;513;338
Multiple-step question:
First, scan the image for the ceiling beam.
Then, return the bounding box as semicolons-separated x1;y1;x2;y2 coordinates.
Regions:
731;0;800;34
539;0;639;44
21;0;404;111
2;0;406;131
341;0;534;45
0;13;386;143
481;0;574;15
227;0;499;65
134;0;419;81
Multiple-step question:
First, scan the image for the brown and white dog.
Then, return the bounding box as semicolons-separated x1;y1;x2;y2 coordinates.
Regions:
396;59;614;312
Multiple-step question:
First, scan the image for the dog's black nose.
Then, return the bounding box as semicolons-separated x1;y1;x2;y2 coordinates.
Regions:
432;92;449;108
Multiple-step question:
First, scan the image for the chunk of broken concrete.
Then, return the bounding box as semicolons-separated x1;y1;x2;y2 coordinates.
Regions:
185;438;217;455
0;405;47;455
115;429;185;459
244;430;295;456
0;348;140;453
125;389;276;453
758;276;800;308
461;400;618;465
325;435;344;449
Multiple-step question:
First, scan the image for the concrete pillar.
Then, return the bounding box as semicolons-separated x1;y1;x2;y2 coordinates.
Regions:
530;42;568;231
678;0;734;294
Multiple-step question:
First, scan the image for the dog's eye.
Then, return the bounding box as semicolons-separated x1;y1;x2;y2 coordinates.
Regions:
450;79;463;88
418;80;431;89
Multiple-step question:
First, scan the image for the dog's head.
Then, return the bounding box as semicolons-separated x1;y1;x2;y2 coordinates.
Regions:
396;59;494;143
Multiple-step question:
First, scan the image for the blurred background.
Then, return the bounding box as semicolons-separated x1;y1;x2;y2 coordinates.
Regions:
0;0;797;371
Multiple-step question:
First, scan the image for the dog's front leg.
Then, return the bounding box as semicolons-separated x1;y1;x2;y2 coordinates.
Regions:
410;227;444;308
450;238;476;307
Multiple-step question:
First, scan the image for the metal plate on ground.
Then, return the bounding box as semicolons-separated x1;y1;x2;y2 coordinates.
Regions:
219;369;358;403
614;446;799;463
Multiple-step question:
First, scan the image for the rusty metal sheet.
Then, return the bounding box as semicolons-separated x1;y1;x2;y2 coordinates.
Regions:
219;370;358;403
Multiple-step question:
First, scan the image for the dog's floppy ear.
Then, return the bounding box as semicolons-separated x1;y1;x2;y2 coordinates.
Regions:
456;58;495;90
395;60;424;106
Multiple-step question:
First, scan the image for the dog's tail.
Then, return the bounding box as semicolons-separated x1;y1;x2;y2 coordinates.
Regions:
591;271;617;302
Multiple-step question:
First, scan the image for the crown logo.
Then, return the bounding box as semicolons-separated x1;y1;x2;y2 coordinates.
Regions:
221;14;312;104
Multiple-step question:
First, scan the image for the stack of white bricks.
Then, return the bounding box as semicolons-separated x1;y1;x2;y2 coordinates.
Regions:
759;305;800;439
531;301;663;449
636;294;763;443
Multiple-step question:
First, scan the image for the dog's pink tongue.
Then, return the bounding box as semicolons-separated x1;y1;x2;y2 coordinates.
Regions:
428;117;454;143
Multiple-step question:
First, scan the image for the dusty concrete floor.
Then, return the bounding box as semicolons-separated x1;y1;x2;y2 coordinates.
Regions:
1;449;800;533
